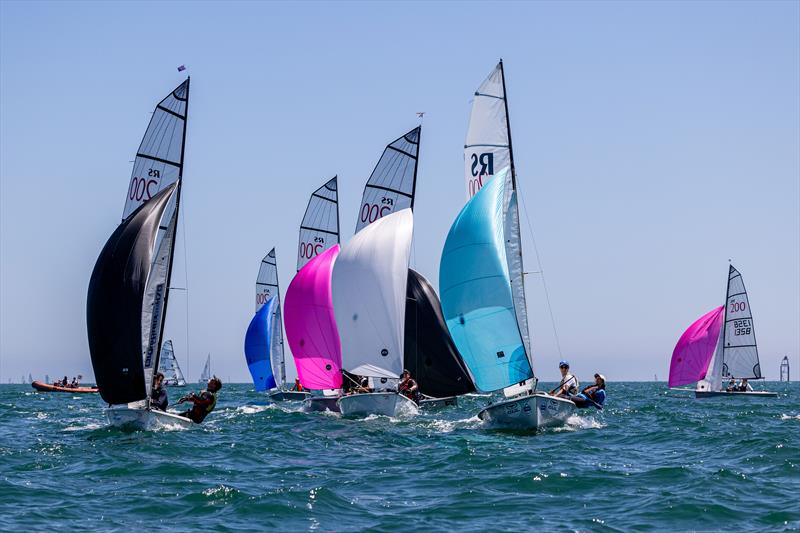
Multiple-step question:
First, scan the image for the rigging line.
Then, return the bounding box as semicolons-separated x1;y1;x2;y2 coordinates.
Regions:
180;194;191;378
515;180;563;359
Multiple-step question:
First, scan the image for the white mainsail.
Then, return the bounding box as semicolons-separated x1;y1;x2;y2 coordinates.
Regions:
464;62;511;200
158;339;187;386
122;79;189;219
332;209;414;378
297;176;339;270
199;354;211;383
354;128;420;234
255;248;286;388
141;194;179;396
722;265;761;379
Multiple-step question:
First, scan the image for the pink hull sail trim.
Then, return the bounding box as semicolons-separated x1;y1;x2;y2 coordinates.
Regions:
669;306;724;388
284;245;342;390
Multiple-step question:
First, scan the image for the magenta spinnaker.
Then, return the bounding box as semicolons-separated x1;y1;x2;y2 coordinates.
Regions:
668;306;724;388
284;245;342;390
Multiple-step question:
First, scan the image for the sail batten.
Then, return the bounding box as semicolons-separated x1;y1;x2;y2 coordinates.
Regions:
297;177;339;270
354;128;420;234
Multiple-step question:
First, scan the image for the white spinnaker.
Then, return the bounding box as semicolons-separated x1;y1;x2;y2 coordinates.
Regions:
354;128;420;234
722;266;761;379
122;79;189;220
332;209;413;378
500;167;533;366
256;249;279;312
141;191;179;397
465;62;510;200
297;176;339;270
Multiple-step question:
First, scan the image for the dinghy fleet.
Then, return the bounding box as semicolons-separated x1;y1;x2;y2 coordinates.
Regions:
81;61;779;431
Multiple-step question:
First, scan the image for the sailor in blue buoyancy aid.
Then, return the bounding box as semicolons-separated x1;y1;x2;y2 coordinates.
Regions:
570;373;606;409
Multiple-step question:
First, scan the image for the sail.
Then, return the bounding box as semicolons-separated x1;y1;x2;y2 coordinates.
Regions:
158;340;186;386
332;209;414;378
354;127;420;234
722;265;761;379
285;245;343;390
297;177;339;270
140;198;178;397
256;249;279;312
668;306;724;388
199;354;211;383
244;297;278;391
465;62;510;199
87;183;178;405
271;302;286;388
405;269;475;398
122;79;189;219
439;169;533;392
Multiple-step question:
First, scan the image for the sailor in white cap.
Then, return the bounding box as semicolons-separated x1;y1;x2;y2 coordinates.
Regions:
571;373;607;409
551;360;579;398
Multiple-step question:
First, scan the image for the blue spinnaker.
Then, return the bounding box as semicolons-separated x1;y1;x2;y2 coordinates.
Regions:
439;168;533;392
244;296;277;391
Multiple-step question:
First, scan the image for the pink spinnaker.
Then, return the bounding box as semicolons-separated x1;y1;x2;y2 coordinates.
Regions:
284;245;342;390
668;306;724;388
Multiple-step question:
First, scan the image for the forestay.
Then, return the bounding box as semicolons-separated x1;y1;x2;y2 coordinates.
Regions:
354;128;420;234
464;62;510;199
332;209;414;378
722;265;761;379
87;183;178;405
439;169;533;392
668;306;724;388
285;245;342;390
297;177;339;270
122;79;189;219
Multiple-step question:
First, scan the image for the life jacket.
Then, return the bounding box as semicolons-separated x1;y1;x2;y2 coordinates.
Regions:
189;390;217;423
590;388;606;406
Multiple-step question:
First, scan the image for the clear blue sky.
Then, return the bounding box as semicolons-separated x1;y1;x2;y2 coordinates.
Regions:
1;1;798;383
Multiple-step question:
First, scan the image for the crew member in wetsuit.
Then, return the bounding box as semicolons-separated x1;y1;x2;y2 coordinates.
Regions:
291;378;304;392
398;369;420;403
177;376;222;423
570;373;606;409
150;372;168;411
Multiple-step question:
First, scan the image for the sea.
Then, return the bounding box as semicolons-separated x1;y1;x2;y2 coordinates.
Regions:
1;381;798;531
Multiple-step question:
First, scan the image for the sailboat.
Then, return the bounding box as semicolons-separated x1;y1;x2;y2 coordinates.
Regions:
244;250;309;401
332;128;422;417
333;209;418;417
284;177;343;412
198;353;211;384
405;269;475;407
439;62;575;430
87;79;193;430
669;265;777;398
158;340;186;387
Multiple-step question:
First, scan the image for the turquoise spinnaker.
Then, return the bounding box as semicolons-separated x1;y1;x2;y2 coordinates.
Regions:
244;296;277;391
439;168;532;392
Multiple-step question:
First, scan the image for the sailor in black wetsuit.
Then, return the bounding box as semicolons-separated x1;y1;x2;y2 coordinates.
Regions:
150;372;168;411
398;369;420;403
177;377;222;423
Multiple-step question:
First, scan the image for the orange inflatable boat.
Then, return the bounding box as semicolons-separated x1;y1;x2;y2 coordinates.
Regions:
31;381;98;393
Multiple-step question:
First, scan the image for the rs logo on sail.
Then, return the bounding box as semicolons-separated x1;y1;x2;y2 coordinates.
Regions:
470;152;494;178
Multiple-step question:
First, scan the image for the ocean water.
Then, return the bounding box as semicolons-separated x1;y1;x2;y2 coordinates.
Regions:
0;381;798;531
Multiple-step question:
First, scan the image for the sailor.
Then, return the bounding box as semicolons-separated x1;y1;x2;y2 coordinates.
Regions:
176;376;222;423
70;377;78;388
571;374;606;409
150;372;168;411
725;377;737;392
738;378;753;392
291;378;304;392
398;369;420;403
551;361;579;398
61;376;68;387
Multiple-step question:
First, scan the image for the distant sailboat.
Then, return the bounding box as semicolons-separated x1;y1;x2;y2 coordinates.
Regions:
87;79;194;430
333;209;418;417
284;177;343;412
440;61;575;430
158;340;186;387
244;250;308;401
669;265;777;398
198;353;211;384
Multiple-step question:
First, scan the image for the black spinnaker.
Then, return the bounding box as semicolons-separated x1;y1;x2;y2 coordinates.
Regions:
404;269;475;398
87;183;178;405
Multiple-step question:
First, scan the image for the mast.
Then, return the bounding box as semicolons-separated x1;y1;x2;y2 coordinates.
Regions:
150;77;190;396
410;128;421;211
499;60;516;190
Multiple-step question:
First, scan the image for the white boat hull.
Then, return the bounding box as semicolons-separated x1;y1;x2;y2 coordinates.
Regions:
303;396;341;413
478;393;575;430
105;405;194;430
336;392;418;418
419;396;458;409
695;390;777;398
268;390;311;402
